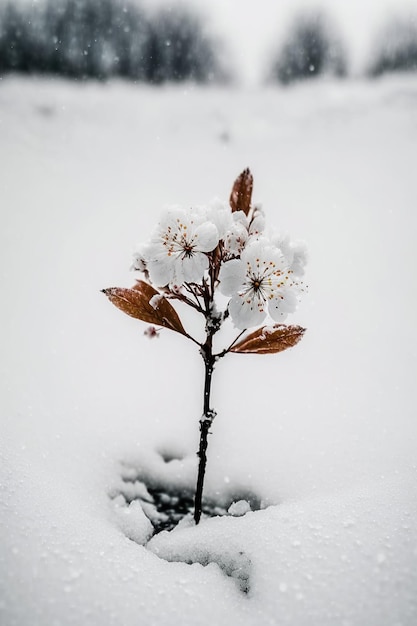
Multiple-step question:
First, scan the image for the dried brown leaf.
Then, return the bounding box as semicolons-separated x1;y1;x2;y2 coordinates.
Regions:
231;324;305;354
102;281;186;336
229;168;253;216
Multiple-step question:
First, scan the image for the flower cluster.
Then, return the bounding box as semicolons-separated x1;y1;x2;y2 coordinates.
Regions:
132;183;306;332
104;169;307;527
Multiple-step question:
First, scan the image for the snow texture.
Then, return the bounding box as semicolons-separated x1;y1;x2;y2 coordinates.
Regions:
112;495;154;545
1;75;417;626
149;294;164;310
228;500;251;516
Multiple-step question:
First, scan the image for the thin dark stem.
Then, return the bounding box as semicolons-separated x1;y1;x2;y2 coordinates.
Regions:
167;289;205;315
183;283;206;313
215;329;247;358
184;332;203;347
194;335;216;524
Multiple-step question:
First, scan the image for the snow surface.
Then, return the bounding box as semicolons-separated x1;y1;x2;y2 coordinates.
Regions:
1;75;417;625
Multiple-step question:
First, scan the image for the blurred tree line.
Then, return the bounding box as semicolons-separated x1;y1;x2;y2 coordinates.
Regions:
367;15;417;77
0;0;224;82
0;0;416;84
268;11;347;85
268;9;417;84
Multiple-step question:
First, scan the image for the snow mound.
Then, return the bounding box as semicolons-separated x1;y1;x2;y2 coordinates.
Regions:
112;495;153;545
109;450;263;536
148;515;253;594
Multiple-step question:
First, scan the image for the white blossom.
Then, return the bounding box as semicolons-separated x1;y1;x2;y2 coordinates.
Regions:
143;208;219;287
223;217;248;255
131;244;147;272
271;233;308;277
222;208;265;256
219;239;301;329
248;209;265;238
205;199;233;240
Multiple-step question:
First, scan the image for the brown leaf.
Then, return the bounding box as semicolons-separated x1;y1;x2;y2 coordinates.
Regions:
231;324;306;354
229;168;253;215
102;281;186;336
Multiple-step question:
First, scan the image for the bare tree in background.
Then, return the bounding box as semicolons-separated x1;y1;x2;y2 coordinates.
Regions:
368;14;417;77
0;0;226;83
268;10;347;85
142;5;224;84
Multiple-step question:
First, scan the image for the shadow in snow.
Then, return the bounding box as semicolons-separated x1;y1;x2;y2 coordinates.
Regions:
109;449;266;594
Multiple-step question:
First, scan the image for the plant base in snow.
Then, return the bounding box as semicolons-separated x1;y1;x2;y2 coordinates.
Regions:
103;169;306;525
111;452;263;536
110;451;265;594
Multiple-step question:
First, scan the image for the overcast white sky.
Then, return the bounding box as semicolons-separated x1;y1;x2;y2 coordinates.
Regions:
143;0;417;83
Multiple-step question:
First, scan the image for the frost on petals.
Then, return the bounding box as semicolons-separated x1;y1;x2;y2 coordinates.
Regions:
149;294;163;310
131;244;147;272
271;233;308;277
222;208;264;256
111;169;306;343
143;208;219;286
219;239;301;329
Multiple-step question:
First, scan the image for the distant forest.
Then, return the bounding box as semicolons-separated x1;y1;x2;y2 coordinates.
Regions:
268;11;347;85
267;9;417;84
0;0;416;84
0;0;225;82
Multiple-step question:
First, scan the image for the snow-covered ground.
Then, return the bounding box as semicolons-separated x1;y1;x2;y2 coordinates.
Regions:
1;75;417;625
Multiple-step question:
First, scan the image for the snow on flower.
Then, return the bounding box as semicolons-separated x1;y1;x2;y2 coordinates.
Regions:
223;216;248;255
271;233;308;277
129;177;305;332
142;207;219;287
219;239;301;329
205;199;234;240
248;206;265;238
104;169;307;535
222;208;265;256
131;243;147;272
149;294;163;310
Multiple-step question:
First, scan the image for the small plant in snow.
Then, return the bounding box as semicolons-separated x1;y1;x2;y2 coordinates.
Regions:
102;169;307;525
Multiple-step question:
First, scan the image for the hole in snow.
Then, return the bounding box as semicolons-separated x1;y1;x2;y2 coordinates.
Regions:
109;451;266;595
157;448;185;463
111;454;263;534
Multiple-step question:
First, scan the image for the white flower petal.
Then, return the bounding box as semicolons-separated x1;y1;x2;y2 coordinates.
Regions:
271;232;307;277
279;289;299;313
147;256;174;286
229;293;267;330
206;200;233;239
131;247;147;272
268;290;298;321
240;238;268;264
248;213;265;237
140;205;219;286
223;221;248;255
220;237;302;329
179;252;209;284
232;211;248;227
291;241;308;277
193;222;219;253
218;259;246;296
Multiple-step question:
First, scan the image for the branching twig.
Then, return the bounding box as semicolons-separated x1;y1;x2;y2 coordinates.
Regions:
215;329;247;359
